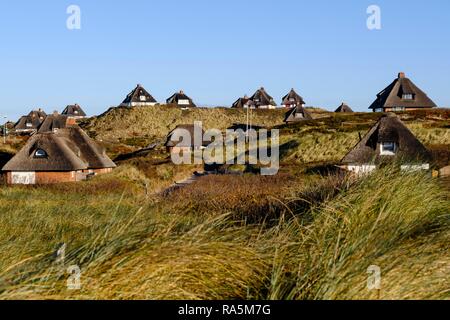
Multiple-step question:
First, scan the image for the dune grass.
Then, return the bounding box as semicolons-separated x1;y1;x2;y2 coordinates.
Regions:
0;166;448;300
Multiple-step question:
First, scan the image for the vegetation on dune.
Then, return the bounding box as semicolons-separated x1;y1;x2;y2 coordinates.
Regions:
0;166;448;300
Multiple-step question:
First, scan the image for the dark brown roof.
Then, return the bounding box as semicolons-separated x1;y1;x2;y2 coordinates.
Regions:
164;124;207;147
284;106;313;123
341;114;431;164
282;89;305;106
369;72;437;110
37;114;71;133
166;90;196;108
14;109;47;131
249;87;276;108
3;126;116;172
62;104;87;117
335;103;354;113
120;84;157;106
231;95;254;109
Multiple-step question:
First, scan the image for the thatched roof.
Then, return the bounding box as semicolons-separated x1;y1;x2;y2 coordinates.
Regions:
335;103;354;113
369;72;437;110
14;109;47;131
341;114;431;164
3;126;116;172
120;84;157;106
231;95;254;109
282;89;305;106
165;124;207;147
284;106;313;123
249;87;277;108
38;113;71;133
166;90;196;108
62;104;87;117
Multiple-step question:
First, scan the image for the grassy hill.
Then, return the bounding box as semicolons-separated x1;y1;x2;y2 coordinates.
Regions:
0;106;449;300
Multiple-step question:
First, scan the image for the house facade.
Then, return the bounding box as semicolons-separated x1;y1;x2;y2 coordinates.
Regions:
120;84;157;107
248;87;277;109
14;109;47;134
369;72;437;112
2;126;116;184
340;114;432;175
164;124;206;154
166;90;196;109
284;105;313;123
281;89;305;109
231;95;255;109
61;104;87;119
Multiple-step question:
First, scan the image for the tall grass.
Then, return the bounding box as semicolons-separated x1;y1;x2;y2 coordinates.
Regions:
0;166;448;300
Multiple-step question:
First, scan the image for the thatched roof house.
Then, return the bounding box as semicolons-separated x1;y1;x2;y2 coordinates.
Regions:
2;126;116;184
284;106;313;123
341;113;432;174
37;113;76;133
164;124;207;153
281;89;305;108
166;90;196;108
62;104;87;118
231;95;255;109
14;109;47;134
335;103;354;113
249;87;277;109
369;72;437;112
120;84;157;107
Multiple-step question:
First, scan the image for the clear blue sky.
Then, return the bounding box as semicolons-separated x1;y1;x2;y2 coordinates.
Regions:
0;0;449;119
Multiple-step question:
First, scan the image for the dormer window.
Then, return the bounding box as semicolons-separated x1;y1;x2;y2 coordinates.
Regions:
34;149;48;158
380;142;396;156
26;122;32;128
289;98;295;102
74;110;79;114
139;95;147;101
402;94;413;100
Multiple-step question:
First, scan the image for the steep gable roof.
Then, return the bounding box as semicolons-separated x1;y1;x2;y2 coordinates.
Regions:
166;90;196;108
164;124;207;147
14;109;47;131
342;114;431;164
38;113;71;133
249;87;276;108
231;95;254;109
369;73;437;110
335;103;354;113
3;127;116;172
282;88;305;106
62;104;87;117
284;105;313;123
120;84;157;106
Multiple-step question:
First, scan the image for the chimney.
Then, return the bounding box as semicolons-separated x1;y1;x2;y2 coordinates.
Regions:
179;90;184;94
398;72;406;79
53;111;59;116
66;117;77;126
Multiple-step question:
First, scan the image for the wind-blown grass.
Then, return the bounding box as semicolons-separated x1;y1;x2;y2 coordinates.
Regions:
0;166;448;300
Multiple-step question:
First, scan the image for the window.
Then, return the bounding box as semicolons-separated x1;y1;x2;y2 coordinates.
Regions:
139;95;147;101
289;98;295;102
74;110;79;114
380;142;396;156
295;112;304;118
34;149;48;158
178;99;190;105
392;107;405;112
26;122;33;128
374;108;383;113
402;94;413;100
